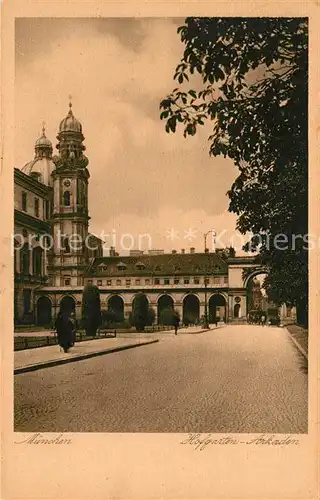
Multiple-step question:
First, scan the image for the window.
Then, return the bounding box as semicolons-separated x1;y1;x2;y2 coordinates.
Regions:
33;248;43;275
45;200;50;219
63;190;71;206
213;277;220;285
22;192;27;211
194;278;200;284
135;279;140;285
174;278;180;285
164;278;170;285
126;279;131;286
116;279;121;285
63;237;71;253
184;278;190;285
35;198;39;217
145;279;150;285
154;278;160;285
21;248;29;274
97;280;102;286
107;279;112;286
224;276;228;284
64;279;71;286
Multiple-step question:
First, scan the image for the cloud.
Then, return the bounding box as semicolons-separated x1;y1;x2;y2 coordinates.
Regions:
15;18;242;255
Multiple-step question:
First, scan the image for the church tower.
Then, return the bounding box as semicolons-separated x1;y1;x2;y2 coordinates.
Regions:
50;100;90;287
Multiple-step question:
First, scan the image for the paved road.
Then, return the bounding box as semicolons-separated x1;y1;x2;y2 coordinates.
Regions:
14;325;308;433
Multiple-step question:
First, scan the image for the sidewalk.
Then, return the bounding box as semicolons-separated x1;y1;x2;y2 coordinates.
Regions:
14;337;159;375
14;325;215;374
285;324;308;359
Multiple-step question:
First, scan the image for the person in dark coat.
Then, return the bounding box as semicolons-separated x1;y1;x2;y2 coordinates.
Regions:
70;312;77;346
173;313;179;335
55;311;74;353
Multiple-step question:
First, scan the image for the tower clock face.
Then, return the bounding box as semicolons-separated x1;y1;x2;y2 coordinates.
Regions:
64;179;71;187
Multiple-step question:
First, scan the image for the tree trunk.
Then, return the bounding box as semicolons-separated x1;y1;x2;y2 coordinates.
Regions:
296;300;308;328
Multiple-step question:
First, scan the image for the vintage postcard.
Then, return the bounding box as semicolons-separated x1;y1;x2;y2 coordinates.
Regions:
1;0;319;498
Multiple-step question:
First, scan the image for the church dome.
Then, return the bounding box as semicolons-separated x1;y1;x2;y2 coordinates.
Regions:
59;102;82;133
22;157;54;187
21;126;54;186
35;133;52;148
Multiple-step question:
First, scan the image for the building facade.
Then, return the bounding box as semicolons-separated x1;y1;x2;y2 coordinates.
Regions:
14;104;295;327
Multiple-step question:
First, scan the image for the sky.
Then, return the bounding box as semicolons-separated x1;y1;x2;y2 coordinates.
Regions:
15;18;250;256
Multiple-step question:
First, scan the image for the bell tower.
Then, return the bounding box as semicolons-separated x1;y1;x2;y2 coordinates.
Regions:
50;99;90;287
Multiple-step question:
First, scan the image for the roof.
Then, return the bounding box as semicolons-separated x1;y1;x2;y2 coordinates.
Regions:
21;157;54;187
86;252;229;277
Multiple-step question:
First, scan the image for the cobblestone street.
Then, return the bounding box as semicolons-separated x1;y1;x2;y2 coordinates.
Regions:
14;325;308;433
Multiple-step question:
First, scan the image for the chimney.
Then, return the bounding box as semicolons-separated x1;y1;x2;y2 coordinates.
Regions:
109;246;116;257
181;249;185;254
172;250;177;254
204;248;209;253
190;247;195;254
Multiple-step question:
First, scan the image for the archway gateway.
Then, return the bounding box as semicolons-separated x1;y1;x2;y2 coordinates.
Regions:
246;271;269;316
59;295;76;314
183;294;200;325
157;295;174;324
37;296;52;325
107;294;124;322
209;294;226;322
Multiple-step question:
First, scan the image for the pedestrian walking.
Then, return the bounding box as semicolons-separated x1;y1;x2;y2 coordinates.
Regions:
173;314;179;335
261;314;266;326
55;310;74;353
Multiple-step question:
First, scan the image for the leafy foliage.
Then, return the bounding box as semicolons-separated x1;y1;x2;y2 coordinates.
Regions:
131;293;150;331
159;307;180;326
216;246;236;260
82;284;101;336
160;17;308;325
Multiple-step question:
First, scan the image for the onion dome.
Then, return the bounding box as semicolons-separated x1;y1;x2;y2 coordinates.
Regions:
59;101;82;133
21;125;54;186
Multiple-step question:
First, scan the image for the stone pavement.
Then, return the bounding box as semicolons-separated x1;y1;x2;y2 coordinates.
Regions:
14;324;307;433
14;325;213;374
285;324;308;359
14;337;159;374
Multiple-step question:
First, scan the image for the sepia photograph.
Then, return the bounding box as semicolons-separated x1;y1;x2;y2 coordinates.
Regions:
13;16;308;435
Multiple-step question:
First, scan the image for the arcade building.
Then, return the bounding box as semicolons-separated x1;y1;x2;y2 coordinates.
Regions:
14;103;295;327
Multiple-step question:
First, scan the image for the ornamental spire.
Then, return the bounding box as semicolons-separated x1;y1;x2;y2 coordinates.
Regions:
68;94;73;115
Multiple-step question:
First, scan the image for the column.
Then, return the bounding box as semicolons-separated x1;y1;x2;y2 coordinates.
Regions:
240;295;247;318
228;295;233;321
29;248;33;275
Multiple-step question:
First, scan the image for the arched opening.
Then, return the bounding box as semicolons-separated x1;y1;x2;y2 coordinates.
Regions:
63;237;71;253
107;295;124;323
37;296;52;326
183;294;200;325
157;295;174;324
63;191;71;206
234;303;241;318
209;294;226;322
33;247;43;276
59;295;76;314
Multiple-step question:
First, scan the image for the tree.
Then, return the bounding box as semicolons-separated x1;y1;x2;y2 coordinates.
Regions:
131;293;149;331
159;307;180;326
82;284;101;336
160;18;308;325
216;246;236;260
147;307;156;326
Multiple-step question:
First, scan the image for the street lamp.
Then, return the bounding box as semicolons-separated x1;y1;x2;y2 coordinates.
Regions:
203;230;216;329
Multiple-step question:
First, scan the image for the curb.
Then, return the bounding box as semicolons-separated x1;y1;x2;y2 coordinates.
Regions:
285;328;308;361
14;339;159;375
